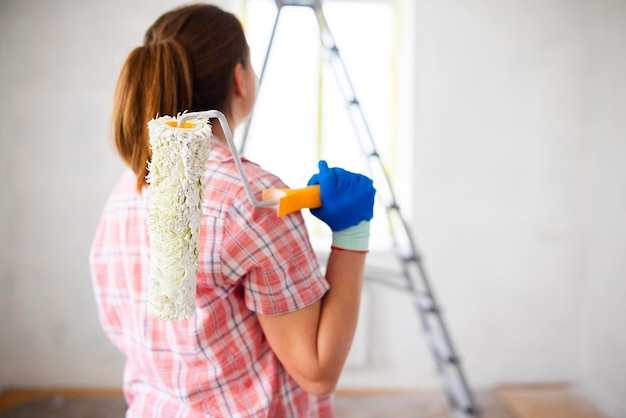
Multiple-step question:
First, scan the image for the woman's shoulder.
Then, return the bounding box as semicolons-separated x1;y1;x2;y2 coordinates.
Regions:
242;160;288;190
207;140;288;190
108;169;144;196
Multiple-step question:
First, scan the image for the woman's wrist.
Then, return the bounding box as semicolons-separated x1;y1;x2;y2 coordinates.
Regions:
331;220;370;252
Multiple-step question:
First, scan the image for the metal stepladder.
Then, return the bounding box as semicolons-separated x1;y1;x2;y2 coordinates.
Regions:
241;1;480;416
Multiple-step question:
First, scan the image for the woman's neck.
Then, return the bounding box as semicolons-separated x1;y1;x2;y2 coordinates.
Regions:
209;114;234;143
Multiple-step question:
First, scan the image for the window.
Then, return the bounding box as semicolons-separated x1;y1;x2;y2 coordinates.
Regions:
238;0;412;250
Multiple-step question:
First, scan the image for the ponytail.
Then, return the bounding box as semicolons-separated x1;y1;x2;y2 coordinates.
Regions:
112;39;193;193
112;4;249;193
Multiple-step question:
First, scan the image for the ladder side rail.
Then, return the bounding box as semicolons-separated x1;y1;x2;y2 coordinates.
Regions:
316;11;456;327
312;3;401;203
312;3;479;414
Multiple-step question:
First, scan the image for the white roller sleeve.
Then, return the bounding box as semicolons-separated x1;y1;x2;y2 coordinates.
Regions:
146;116;212;320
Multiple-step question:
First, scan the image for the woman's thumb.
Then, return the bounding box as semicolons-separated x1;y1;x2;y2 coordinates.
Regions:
318;160;329;173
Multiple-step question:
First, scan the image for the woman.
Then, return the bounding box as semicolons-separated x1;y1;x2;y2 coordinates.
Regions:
89;4;375;417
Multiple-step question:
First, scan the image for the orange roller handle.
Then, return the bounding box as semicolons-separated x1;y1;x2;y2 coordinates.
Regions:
262;185;322;217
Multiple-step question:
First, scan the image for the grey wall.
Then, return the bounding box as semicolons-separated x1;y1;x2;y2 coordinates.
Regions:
0;0;624;416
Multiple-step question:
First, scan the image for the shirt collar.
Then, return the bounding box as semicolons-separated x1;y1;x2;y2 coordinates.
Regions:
207;137;249;163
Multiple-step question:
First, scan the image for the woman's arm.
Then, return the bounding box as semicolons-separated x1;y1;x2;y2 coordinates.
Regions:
256;249;366;395
256;160;375;395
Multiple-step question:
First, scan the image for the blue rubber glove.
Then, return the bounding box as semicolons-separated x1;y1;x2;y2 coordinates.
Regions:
307;160;376;232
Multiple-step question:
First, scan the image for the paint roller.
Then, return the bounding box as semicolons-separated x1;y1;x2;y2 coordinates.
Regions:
146;110;321;320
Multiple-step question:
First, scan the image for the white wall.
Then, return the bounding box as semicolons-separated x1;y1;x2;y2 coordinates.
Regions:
0;0;624;415
579;1;626;417
410;0;591;386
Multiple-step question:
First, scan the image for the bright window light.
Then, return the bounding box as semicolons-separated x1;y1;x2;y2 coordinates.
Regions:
240;0;405;249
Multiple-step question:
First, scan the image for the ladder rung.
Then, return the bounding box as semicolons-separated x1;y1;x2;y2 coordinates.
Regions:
325;44;339;54
399;252;419;264
415;292;438;313
424;328;457;364
385;202;400;211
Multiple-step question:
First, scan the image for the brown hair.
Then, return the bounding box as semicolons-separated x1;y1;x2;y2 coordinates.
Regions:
112;4;250;192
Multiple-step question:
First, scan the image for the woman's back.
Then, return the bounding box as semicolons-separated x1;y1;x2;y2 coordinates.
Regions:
90;141;333;417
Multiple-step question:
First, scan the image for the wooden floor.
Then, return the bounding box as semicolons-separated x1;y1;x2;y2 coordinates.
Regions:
0;384;607;418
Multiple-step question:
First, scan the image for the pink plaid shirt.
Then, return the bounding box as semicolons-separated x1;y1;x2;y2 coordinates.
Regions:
89;140;332;417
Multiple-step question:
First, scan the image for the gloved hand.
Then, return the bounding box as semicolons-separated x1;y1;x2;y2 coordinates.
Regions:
307;160;376;232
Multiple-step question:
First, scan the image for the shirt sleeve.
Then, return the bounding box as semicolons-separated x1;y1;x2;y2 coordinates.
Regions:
220;182;329;315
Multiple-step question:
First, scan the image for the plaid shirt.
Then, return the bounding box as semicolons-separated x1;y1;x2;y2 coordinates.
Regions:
89;140;332;417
